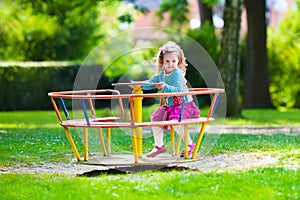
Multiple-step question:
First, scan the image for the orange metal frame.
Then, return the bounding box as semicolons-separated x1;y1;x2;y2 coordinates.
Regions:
48;88;224;164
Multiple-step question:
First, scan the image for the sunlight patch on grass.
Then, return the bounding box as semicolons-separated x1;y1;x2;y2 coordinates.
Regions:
0;123;60;129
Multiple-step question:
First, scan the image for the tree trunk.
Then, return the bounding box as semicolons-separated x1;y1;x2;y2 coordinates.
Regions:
197;0;213;26
244;0;273;108
218;0;243;117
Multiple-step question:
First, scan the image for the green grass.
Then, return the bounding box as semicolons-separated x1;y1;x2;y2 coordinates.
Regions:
211;134;300;165
0;168;299;199
1;127;299;167
0;128;75;166
1;108;300;127
0;108;299;166
224;109;300;126
0;109;299;199
0;110;60;129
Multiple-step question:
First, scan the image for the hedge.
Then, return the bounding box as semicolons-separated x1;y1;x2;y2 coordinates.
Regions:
0;62;210;111
0;62;111;111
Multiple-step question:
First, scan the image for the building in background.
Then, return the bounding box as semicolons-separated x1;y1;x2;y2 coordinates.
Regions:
124;0;297;39
267;0;297;27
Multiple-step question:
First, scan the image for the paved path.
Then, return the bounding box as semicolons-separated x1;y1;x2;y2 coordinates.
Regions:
206;125;300;135
142;125;300;135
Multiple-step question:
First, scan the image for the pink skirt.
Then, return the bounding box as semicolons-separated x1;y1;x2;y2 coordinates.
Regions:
151;101;200;130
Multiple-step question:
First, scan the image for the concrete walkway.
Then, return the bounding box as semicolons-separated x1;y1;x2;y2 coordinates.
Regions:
206;125;300;135
142;125;300;135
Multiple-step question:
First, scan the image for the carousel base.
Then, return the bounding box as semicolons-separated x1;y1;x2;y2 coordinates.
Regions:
75;154;203;174
74;154;201;169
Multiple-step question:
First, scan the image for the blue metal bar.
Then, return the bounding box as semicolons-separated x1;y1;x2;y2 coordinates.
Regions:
211;93;221;117
81;99;90;126
178;96;187;122
59;98;70;120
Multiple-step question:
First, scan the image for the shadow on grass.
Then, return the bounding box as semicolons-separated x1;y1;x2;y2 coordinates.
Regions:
78;165;193;177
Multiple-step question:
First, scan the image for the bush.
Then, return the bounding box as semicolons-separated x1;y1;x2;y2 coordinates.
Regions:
267;5;300;109
186;22;220;63
0;61;158;111
0;62;106;110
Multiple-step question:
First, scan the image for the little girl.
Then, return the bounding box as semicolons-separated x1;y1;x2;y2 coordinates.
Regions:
141;41;200;157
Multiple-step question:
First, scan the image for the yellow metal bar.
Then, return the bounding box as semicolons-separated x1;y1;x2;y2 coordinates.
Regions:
184;125;189;159
132;86;143;157
107;128;111;156
191;123;207;159
170;126;175;155
63;127;81;161
84;128;88;161
97;128;107;156
175;136;181;155
131;128;139;163
136;127;142;157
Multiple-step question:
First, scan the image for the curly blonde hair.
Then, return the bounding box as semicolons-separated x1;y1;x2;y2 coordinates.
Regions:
155;41;187;75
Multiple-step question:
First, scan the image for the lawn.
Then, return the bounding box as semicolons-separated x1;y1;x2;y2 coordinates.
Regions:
1;107;300;128
1;168;299;200
225;109;300;126
0;108;299;199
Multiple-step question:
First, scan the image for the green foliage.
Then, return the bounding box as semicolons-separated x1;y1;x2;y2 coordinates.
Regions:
0;0;108;61
154;0;221;58
267;3;300;109
0;0;151;83
202;0;221;7
86;37;156;80
155;0;190;31
66;1;152;80
186;22;220;63
0;2;59;60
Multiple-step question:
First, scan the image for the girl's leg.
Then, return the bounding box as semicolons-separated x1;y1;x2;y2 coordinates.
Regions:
146;126;166;157
173;125;193;145
152;126;164;147
174;125;195;157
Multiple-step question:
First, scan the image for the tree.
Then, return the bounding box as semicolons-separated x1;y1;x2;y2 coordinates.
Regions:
0;0;106;61
218;0;244;116
155;0;219;62
155;0;242;116
243;0;273;108
156;0;215;28
156;0;275;115
198;0;213;26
